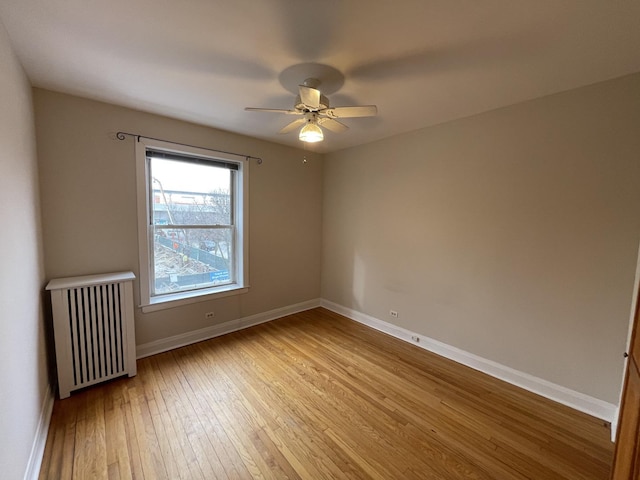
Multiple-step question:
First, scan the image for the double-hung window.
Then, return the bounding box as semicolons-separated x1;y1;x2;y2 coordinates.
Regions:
135;139;248;312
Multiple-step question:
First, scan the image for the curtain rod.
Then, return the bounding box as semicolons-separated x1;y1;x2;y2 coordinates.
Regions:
115;131;263;164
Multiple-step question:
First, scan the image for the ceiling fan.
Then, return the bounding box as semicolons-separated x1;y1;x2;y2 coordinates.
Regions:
245;78;377;143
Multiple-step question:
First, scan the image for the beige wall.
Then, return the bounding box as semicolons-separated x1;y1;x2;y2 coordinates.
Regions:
34;90;323;345
322;73;640;404
0;21;49;479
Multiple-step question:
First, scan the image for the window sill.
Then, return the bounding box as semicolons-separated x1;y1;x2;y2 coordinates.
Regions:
140;285;249;313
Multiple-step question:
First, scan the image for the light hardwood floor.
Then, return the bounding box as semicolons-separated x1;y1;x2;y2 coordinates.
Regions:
39;307;613;479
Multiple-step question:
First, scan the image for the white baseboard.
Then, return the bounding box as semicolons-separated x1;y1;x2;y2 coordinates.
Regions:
24;383;54;480
321;300;617;423
610;407;620;442
136;298;321;358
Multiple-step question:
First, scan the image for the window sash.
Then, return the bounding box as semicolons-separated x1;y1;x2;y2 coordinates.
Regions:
148;158;234;228
150;225;236;297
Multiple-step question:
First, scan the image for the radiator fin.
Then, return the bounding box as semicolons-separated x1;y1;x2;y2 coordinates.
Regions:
65;282;127;388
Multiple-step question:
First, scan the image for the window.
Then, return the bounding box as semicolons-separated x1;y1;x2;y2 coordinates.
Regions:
135;139;248;312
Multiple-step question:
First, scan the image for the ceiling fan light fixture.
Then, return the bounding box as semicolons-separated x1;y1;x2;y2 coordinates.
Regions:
299;122;324;143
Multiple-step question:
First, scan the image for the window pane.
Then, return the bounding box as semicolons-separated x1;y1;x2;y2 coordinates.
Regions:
150;158;232;226
152;227;234;296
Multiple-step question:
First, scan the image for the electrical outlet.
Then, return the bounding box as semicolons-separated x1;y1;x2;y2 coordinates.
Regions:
205;312;215;319
411;335;420;343
390;310;398;318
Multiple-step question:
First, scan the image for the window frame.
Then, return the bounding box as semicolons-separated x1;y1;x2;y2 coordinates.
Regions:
135;138;249;313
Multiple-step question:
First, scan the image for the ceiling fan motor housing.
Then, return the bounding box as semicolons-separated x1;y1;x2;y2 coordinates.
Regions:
295;94;330;112
304;112;319;123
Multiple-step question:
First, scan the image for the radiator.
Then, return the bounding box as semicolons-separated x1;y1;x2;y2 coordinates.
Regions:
46;271;137;398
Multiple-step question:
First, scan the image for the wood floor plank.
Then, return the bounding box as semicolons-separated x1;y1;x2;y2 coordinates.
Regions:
220;335;356;479
104;383;133;480
190;340;289;479
167;350;234;480
39;397;76;479
126;384;164;479
117;385;146;480
145;356;204;480
172;348;254;479
264;320;501;478
39;307;614;479
238;327;442;478
229;330;412;478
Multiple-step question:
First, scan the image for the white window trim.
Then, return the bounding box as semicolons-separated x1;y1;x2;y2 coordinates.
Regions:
135;138;249;313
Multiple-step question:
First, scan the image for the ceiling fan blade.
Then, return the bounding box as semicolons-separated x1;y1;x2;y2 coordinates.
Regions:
245;107;300;115
318;117;349;133
323;105;378;118
279;118;306;134
299;85;321;109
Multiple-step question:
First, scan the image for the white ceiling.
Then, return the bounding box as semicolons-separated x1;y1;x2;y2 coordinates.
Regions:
1;1;639;153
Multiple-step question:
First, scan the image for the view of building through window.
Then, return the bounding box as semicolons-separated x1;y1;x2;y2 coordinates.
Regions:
149;156;235;296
